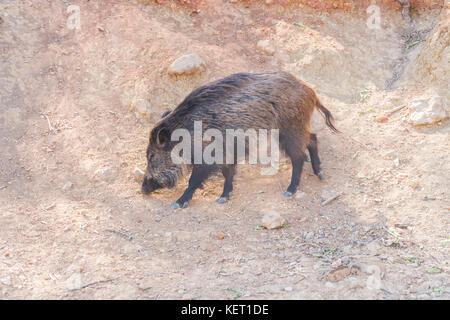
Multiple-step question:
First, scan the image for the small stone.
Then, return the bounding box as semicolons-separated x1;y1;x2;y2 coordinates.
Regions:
94;167;116;183
261;210;285;230
325;266;361;282
388;95;402;106
262;243;272;249
168;53;206;76
77;209;88;216
331;259;343;269
283;286;293;292
130;98;152;119
384;150;398;160
375;116;388;122
0;277;11;286
408;95;448;126
256;40;276;56
65;273;82;291
154;215;161;222
383;151;400;167
393;157;400;167
394;223;408;229
133;167;145;182
359;263;385;280
62;181;73;191
217;233;225;240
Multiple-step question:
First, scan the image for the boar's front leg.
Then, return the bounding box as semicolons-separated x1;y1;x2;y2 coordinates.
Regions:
283;156;305;197
171;165;213;209
216;165;236;204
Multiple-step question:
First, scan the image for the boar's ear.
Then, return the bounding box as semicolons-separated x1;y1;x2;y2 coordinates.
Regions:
161;110;171;119
156;127;170;148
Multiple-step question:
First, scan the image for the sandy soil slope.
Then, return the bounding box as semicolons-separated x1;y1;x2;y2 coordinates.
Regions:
0;0;448;299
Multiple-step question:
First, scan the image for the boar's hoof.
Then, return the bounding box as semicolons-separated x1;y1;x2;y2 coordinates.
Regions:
216;192;232;204
317;171;323;180
171;202;189;209
216;197;227;204
283;191;293;197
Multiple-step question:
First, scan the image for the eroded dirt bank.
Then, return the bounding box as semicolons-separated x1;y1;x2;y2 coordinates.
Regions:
0;0;448;299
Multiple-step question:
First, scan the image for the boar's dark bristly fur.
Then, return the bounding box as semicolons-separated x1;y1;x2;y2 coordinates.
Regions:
141;71;338;209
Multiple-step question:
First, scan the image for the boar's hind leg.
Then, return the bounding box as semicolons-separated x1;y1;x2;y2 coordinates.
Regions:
171;165;213;209
283;137;306;197
307;133;323;180
216;165;236;204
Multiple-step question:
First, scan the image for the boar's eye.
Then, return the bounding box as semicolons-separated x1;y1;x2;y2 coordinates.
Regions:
148;153;154;161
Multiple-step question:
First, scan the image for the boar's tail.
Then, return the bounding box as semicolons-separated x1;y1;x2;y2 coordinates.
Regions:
316;100;339;133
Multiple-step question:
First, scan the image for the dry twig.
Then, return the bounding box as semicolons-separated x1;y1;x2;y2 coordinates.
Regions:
69;277;119;291
321;192;343;206
106;228;133;240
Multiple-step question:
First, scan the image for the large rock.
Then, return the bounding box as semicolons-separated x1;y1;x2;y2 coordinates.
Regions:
256;40;276;56
168;53;206;75
262;210;285;230
408;94;448;126
407;4;449;102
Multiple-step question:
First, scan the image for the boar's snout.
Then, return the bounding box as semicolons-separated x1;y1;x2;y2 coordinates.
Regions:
141;175;162;195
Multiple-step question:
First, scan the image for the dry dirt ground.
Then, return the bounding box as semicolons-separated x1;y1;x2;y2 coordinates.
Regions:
0;0;448;299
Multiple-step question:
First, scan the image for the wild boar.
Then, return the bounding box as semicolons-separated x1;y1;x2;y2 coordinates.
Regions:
141;71;338;209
